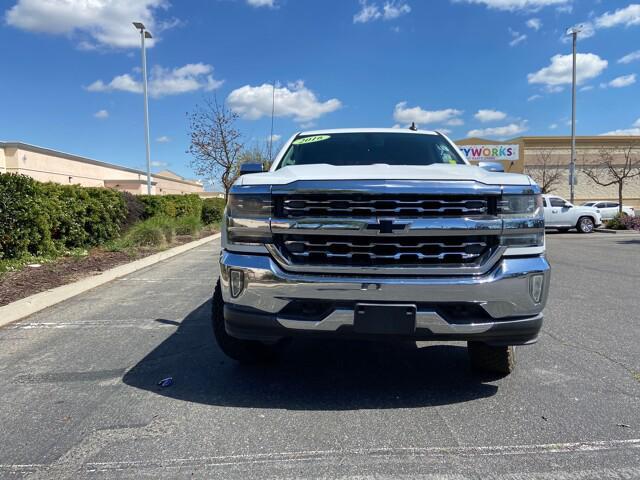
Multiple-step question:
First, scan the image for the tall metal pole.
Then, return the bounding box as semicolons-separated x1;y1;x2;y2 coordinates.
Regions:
569;30;578;204
139;27;152;195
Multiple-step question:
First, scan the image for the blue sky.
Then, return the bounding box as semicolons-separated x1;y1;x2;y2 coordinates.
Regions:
1;0;639;182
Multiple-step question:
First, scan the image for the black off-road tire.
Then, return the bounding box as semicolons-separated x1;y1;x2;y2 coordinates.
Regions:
576;216;595;234
468;342;516;375
212;280;282;364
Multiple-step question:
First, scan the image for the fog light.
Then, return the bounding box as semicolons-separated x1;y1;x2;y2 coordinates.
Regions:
230;269;245;298
529;274;544;303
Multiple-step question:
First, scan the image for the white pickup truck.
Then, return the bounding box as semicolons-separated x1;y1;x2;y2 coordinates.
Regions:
543;195;602;233
213;128;550;375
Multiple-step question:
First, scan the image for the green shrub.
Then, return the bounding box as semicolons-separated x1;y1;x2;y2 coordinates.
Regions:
202;197;226;224
174;216;202;236
139;194;203;220
144;216;176;243
120;215;182;247
606;213;627;230
0;174;53;259
0;173;128;261
123;222;166;247
120;192;145;231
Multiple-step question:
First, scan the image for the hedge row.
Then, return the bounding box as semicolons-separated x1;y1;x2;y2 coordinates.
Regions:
138;194;203;220
0;173;127;260
202;198;226;225
0;173;226;261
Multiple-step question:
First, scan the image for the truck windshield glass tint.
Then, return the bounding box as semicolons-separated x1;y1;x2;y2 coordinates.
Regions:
278;133;465;169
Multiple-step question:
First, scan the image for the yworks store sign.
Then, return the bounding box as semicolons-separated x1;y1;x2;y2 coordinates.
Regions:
459;144;519;162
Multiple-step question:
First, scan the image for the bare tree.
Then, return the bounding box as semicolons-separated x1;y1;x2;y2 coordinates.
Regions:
187;97;243;199
582;143;640;214
524;149;563;193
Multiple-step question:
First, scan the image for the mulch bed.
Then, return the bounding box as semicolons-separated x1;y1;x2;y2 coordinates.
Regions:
0;230;217;307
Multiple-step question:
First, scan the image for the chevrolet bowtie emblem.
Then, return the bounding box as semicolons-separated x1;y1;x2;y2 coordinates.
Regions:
366;219;407;234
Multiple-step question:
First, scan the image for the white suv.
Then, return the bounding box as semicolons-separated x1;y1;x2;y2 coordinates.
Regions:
543;195;602;233
581;201;635;220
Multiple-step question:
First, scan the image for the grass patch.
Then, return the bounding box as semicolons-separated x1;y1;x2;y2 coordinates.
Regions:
174;216;203;236
0;248;87;276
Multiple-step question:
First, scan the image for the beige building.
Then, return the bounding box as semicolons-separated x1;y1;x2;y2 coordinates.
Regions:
0;141;203;195
456;136;640;207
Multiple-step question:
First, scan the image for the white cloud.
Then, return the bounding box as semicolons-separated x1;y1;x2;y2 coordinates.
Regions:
467;122;528;139
549;123;558;129
618;50;640;64
508;28;527;46
545;85;564;93
527;94;542;101
436;128;453;135
453;0;570;12
607;74;637;88
268;134;282;143
595;4;640;28
526;18;542;30
151;160;168;167
87;63;223;98
601;119;640;136
446;118;465;126
247;0;276;7
393;102;463;125
227;81;341;122
354;0;381;22
156;135;170;143
93;109;109;119
580;85;594;92
353;0;410;23
528;53;607;86
474;109;507;122
4;0;176;49
383;1;411;19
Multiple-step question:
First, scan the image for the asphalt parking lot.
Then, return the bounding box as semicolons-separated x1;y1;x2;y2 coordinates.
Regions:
1;233;639;479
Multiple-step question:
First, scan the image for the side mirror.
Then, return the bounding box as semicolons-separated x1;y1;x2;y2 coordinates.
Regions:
564;202;573;209
478;161;505;173
239;163;264;175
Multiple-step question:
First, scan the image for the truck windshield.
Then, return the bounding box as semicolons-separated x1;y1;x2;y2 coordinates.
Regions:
277;132;466;169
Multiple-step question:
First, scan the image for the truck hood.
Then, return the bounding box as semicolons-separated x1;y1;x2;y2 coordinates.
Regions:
237;163;533;187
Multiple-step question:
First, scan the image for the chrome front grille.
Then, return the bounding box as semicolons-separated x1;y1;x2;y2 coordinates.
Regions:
279;195;489;218
275;235;495;267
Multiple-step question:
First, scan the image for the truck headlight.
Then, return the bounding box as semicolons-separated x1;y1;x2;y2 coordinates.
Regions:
228;193;272;218
498;194;543;218
499;194;545;251
501;232;544;247
226;192;272;245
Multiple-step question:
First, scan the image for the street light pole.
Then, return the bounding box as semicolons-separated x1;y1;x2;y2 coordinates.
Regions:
133;22;153;195
567;26;581;204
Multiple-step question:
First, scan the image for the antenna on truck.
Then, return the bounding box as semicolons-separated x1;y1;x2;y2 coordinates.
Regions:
409;122;418;131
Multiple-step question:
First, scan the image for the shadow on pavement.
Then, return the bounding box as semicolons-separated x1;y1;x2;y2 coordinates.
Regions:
616;238;640;245
123;300;499;409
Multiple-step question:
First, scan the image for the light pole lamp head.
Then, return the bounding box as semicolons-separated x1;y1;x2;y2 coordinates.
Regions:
566;25;583;36
144;31;152;39
133;21;145;31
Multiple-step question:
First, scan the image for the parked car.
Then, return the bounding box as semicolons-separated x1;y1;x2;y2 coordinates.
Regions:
581;201;635;220
543;195;602;233
213;128;550;375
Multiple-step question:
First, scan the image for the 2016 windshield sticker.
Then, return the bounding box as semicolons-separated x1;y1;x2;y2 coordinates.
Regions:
293;135;331;145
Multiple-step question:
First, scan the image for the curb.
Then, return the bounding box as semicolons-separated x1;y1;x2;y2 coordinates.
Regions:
0;233;220;329
595;228;640;235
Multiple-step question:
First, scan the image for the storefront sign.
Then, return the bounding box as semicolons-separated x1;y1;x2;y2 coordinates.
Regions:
458;144;519;162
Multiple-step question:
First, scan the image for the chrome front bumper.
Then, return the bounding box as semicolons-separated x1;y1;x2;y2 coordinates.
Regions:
219;251;550;344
